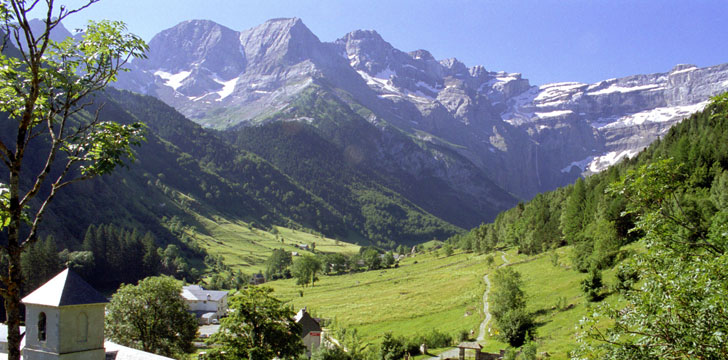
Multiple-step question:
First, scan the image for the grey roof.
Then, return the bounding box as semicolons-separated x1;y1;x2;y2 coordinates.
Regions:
180;285;228;302
22;268;108;307
294;308;321;336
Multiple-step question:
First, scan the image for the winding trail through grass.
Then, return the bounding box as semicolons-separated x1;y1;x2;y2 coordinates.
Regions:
431;252;509;359
476;274;492;342
476;252;509;342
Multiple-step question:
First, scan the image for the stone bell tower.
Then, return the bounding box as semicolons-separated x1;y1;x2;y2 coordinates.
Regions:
21;268;108;360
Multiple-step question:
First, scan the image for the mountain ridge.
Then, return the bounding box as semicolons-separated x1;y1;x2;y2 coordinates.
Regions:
113;18;728;202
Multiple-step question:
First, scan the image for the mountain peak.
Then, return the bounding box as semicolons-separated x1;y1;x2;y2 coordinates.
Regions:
336;29;397;73
440;57;468;76
409;49;435;61
239;16;322;70
247;17;314;39
341;29;385;42
264;17;303;26
142;19;245;79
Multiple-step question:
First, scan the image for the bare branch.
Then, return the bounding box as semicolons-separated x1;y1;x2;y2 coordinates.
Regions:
18;136;61;209
22;155;75;246
58;1;98;21
0;139;13;167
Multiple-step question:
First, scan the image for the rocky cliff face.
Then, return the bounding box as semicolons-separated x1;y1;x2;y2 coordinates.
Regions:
502;63;728;176
115;18;728;201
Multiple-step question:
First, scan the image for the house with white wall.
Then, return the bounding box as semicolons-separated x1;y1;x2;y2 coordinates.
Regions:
180;285;228;322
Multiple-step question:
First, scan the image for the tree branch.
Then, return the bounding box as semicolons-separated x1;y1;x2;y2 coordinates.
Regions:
22;156;74;246
0;139;12;168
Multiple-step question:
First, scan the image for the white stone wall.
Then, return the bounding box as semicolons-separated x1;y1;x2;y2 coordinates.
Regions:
58;304;105;354
23;348;105;360
185;296;227;316
24;305;61;355
302;332;321;357
23;303;105;360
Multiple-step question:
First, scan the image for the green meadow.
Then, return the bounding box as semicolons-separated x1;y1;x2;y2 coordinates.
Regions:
181;209;630;359
264;245;626;359
184;213;360;273
266;251;487;342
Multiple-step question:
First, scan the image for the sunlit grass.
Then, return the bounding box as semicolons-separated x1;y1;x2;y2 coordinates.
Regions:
185;213;360;273
267;251;486;343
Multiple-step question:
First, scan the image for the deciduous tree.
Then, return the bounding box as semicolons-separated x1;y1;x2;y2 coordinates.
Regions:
105;276;197;358
0;2;146;359
491;267;534;347
208;287;303;360
575;154;728;359
292;254;322;287
264;247;292;280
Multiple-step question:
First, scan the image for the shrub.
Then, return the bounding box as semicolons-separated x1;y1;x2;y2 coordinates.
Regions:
581;267;603;302
421;329;452;348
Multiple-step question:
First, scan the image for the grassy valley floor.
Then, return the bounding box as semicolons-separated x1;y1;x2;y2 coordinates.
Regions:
183;213;360;273
265;245;626;359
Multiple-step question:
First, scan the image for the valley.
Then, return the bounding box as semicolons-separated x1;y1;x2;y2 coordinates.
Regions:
2;4;727;360
261;245;627;359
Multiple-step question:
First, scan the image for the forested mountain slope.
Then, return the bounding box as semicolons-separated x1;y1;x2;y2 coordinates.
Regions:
447;93;728;357
2;87;466;256
455;93;728;263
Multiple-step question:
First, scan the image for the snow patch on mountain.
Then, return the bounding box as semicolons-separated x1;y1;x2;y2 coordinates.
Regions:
596;101;710;129
588;83;664;96
670;65;698;75
561;156;594;173
588;149;640;172
155;70;191;91
215;77;238;100
536;110;573;119
357;68;399;94
534;82;585;106
416;81;441;94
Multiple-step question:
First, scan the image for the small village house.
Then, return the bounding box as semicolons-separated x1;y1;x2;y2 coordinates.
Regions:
180;285;228;324
294;308;322;357
250;273;265;285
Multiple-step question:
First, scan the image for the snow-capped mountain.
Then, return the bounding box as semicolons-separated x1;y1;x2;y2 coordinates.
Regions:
115;18;728;200
500;63;728;173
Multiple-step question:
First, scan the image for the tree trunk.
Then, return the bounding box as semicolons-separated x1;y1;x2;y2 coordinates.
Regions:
5;247;22;360
6;168;24;360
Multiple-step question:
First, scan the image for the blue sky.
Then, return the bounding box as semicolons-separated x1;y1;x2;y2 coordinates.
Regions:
41;0;728;85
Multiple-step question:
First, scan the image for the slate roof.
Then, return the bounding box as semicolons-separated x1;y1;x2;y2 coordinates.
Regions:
294;308;321;336
21;268;108;306
180;285;228;302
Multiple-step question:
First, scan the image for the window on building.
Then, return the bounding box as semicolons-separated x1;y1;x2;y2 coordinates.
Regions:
38;312;47;342
77;312;88;342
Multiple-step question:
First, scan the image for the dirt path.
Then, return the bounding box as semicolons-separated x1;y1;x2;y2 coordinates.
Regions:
476;273;492;342
476;252;508;341
430;252;509;359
